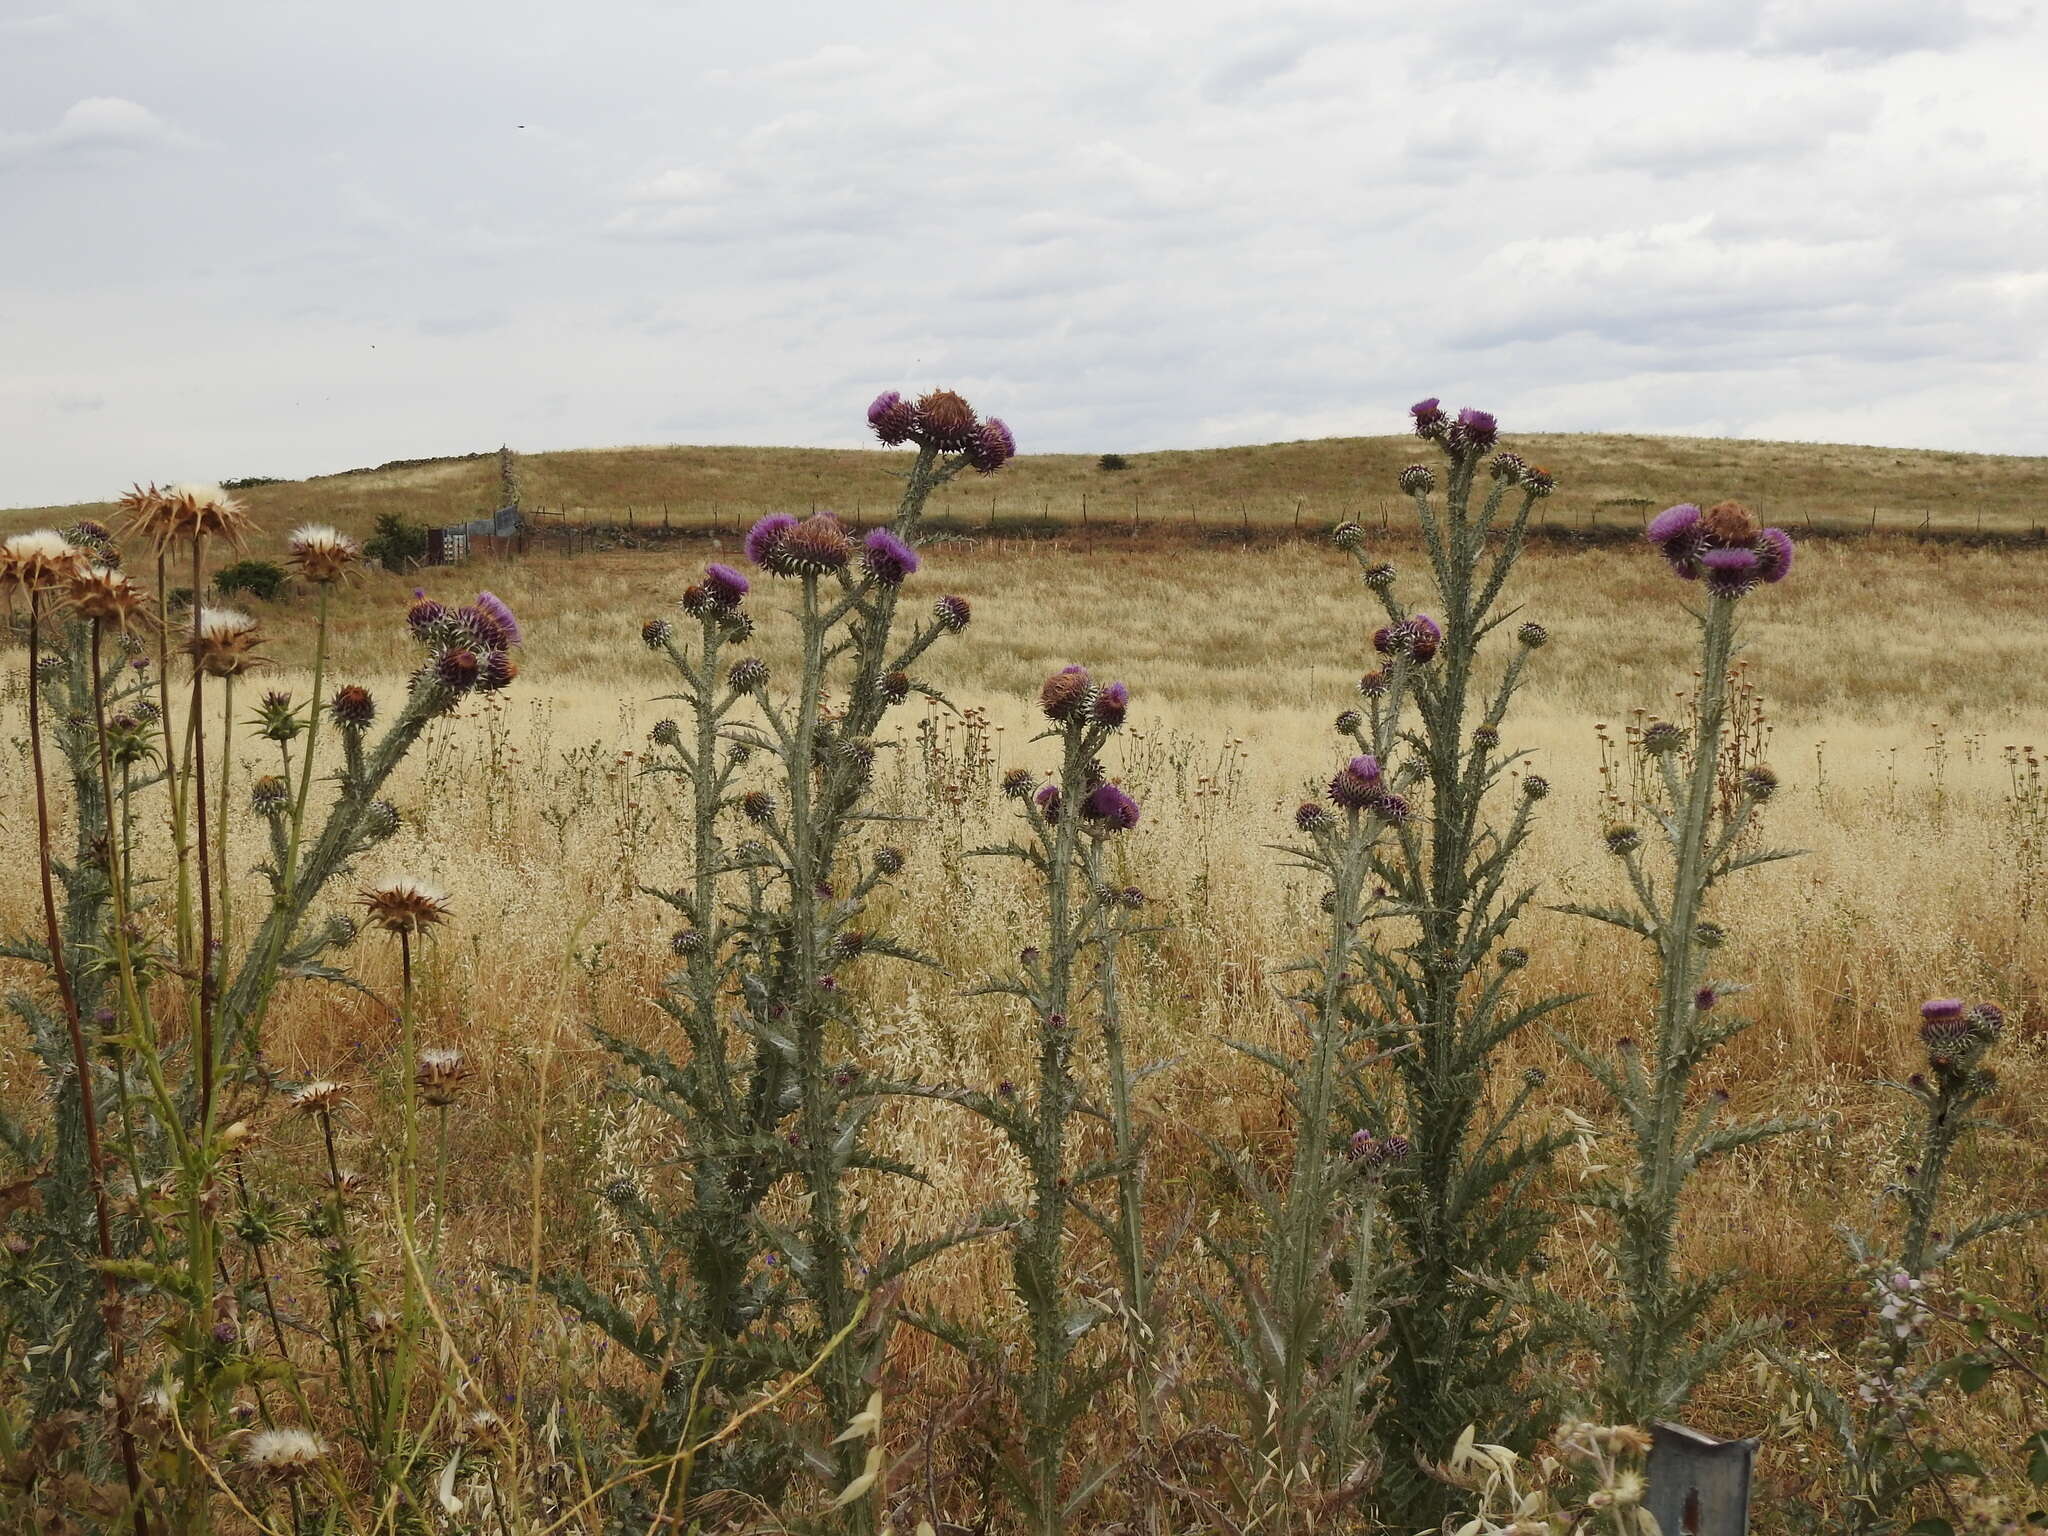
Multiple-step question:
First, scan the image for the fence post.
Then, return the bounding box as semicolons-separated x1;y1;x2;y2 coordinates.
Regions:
1645;1422;1754;1535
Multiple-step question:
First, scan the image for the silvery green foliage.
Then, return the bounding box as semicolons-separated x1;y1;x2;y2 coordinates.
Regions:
1555;577;1810;1423
1769;1001;2044;1534
550;426;1003;1527
1335;414;1576;1522
911;674;1157;1535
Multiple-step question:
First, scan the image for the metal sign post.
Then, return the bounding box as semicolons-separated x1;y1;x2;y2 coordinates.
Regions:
1647;1422;1755;1535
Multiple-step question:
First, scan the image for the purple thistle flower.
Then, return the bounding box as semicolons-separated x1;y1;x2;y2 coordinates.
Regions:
1645;503;1702;545
1329;754;1383;811
475;591;522;646
1448;409;1499;454
477;650;518;693
1410;397;1446;440
967;417;1017;475
867;390;915;446
861;528;921;586
1092;680;1129;728
1406;614;1442;663
1702;546;1763;598
407;595;446;638
1034;782;1062;820
1080;781;1141;832
704;563;750;607
436;648;481;692
1920;998;1966;1021
1755;527;1795;584
744;513;799;569
457;604;513;652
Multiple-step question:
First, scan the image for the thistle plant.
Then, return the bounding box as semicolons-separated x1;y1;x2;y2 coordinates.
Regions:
1771;997;2045;1534
549;389;1013;1526
928;666;1151;1534
1554;499;1809;1422
1333;401;1575;1517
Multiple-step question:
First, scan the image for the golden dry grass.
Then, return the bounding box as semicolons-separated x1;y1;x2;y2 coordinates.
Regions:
2;517;2044;1529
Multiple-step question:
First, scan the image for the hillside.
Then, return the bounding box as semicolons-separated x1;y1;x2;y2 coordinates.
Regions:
9;432;2048;539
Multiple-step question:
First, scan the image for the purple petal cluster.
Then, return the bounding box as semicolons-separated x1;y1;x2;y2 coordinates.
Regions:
1081;781;1141;832
861;528;921;586
1410;398;1447;440
967;417;1017;475
704;563;750;607
1092;680;1129;728
1447;409;1499;454
475;591;523;647
745;513;799;569
1646;500;1796;597
868;390;916;446
1372;614;1441;664
1329;753;1384;811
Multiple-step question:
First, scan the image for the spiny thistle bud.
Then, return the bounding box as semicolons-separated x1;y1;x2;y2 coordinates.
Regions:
1969;1002;2004;1041
1335;708;1362;734
359;876;450;934
1410;397;1447;441
250;775;290;816
730;656;768;693
1523;1066;1547;1088
1080;781;1141;833
288;524;360;584
1358;668;1389;698
669;928;703;956
837;737;877;780
415;1047;470;1107
1604;823;1642;856
741;790;776;823
1743;765;1779;801
1642;721;1687;755
1092;680;1130;728
642;617;674;648
934;594;971;633
1446;408;1499;454
1374;793;1411;824
1034;782;1062;820
1297;801;1332;833
1498;947;1529;969
331;684;375;730
833;930;870;959
189;609;265;677
1120;886;1146;909
1363;560;1396;590
360;800;401;841
873;846;906;875
254;689;301;742
744;513;798;570
912;389;979;453
862;528;920;585
1378;1133;1412;1164
1040;665;1093;722
1399;464;1435;495
1694;920;1726;948
1002;767;1036;799
967;417;1016;475
879;670;911;705
868;389;916;445
407;593;447;637
650;719;681;747
1702;546;1763;598
703;562;749;608
1329;754;1384;811
1332;521;1366;551
435;647;480;692
1522;773;1551;800
1695;986;1719;1011
329;1168;369;1198
476;650;517;693
319;913;358;950
1523;465;1557;496
1472;725;1499;749
1517;621;1548;648
1490;450;1527;481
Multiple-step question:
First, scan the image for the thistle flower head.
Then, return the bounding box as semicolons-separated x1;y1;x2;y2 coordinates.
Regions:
1363;561;1396;590
1330;753;1384;811
251;774;290;815
1701;545;1763;598
1399;463;1436;495
1447;408;1499;454
1410;398;1447;440
331;684;375;730
1650;499;1792;594
966;416;1016;474
867;389;916;446
1969;1001;2005;1040
360;876;451;934
1080;781;1141;833
873;846;906;875
1516;620;1548;648
1742;764;1779;800
240;1428;328;1483
744;513;799;569
1034;782;1063;819
288;524;360;584
703;563;750;607
1374;792;1412;823
407;593;447;637
1490;450;1527;481
933;594;971;633
435;647;481;692
1002;767;1036;798
66;563;153;629
288;1080;348;1115
189;608;265;677
1296;801;1332;833
642;616;673;649
1040;664;1093;722
124;483;255;549
1522;464;1557;496
1920;998;1966;1022
476;650;517;693
1357;668;1389;698
0;530;86;596
473;591;523;646
1642;720;1687;755
1333;521;1365;550
1374;614;1442;663
415;1047;470;1106
773;514;852;576
730;656;768;692
1755;526;1795;583
1092;680;1130;728
862;528;920;585
1522;773;1550;800
912;389;979;453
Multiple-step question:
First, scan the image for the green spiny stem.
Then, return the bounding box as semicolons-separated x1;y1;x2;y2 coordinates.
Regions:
27;596;151;1536
191;537;219;1132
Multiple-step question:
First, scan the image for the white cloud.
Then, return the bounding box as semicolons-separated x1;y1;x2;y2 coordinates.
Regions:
0;96;177;165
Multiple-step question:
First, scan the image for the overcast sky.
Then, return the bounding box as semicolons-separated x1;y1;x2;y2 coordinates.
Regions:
3;0;2044;507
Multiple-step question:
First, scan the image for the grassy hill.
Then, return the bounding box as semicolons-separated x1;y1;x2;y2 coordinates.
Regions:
9;432;2048;540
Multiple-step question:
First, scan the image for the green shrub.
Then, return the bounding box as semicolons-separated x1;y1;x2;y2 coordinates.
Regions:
1098;453;1129;471
212;558;287;602
364;512;427;571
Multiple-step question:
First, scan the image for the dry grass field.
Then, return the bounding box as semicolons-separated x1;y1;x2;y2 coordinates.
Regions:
2;440;2045;1531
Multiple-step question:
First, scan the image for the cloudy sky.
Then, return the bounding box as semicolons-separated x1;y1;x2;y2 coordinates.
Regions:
3;0;2043;507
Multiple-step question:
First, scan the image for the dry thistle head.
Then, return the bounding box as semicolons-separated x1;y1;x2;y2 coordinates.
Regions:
912;389;979;452
1;529;87;597
153;483;256;548
188;608;265;677
361;1309;402;1354
288;1080;349;1116
239;1428;328;1484
415;1047;471;1106
67;563;154;631
329;1168;369;1198
1701;500;1761;543
288;523;360;584
360;876;451;934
